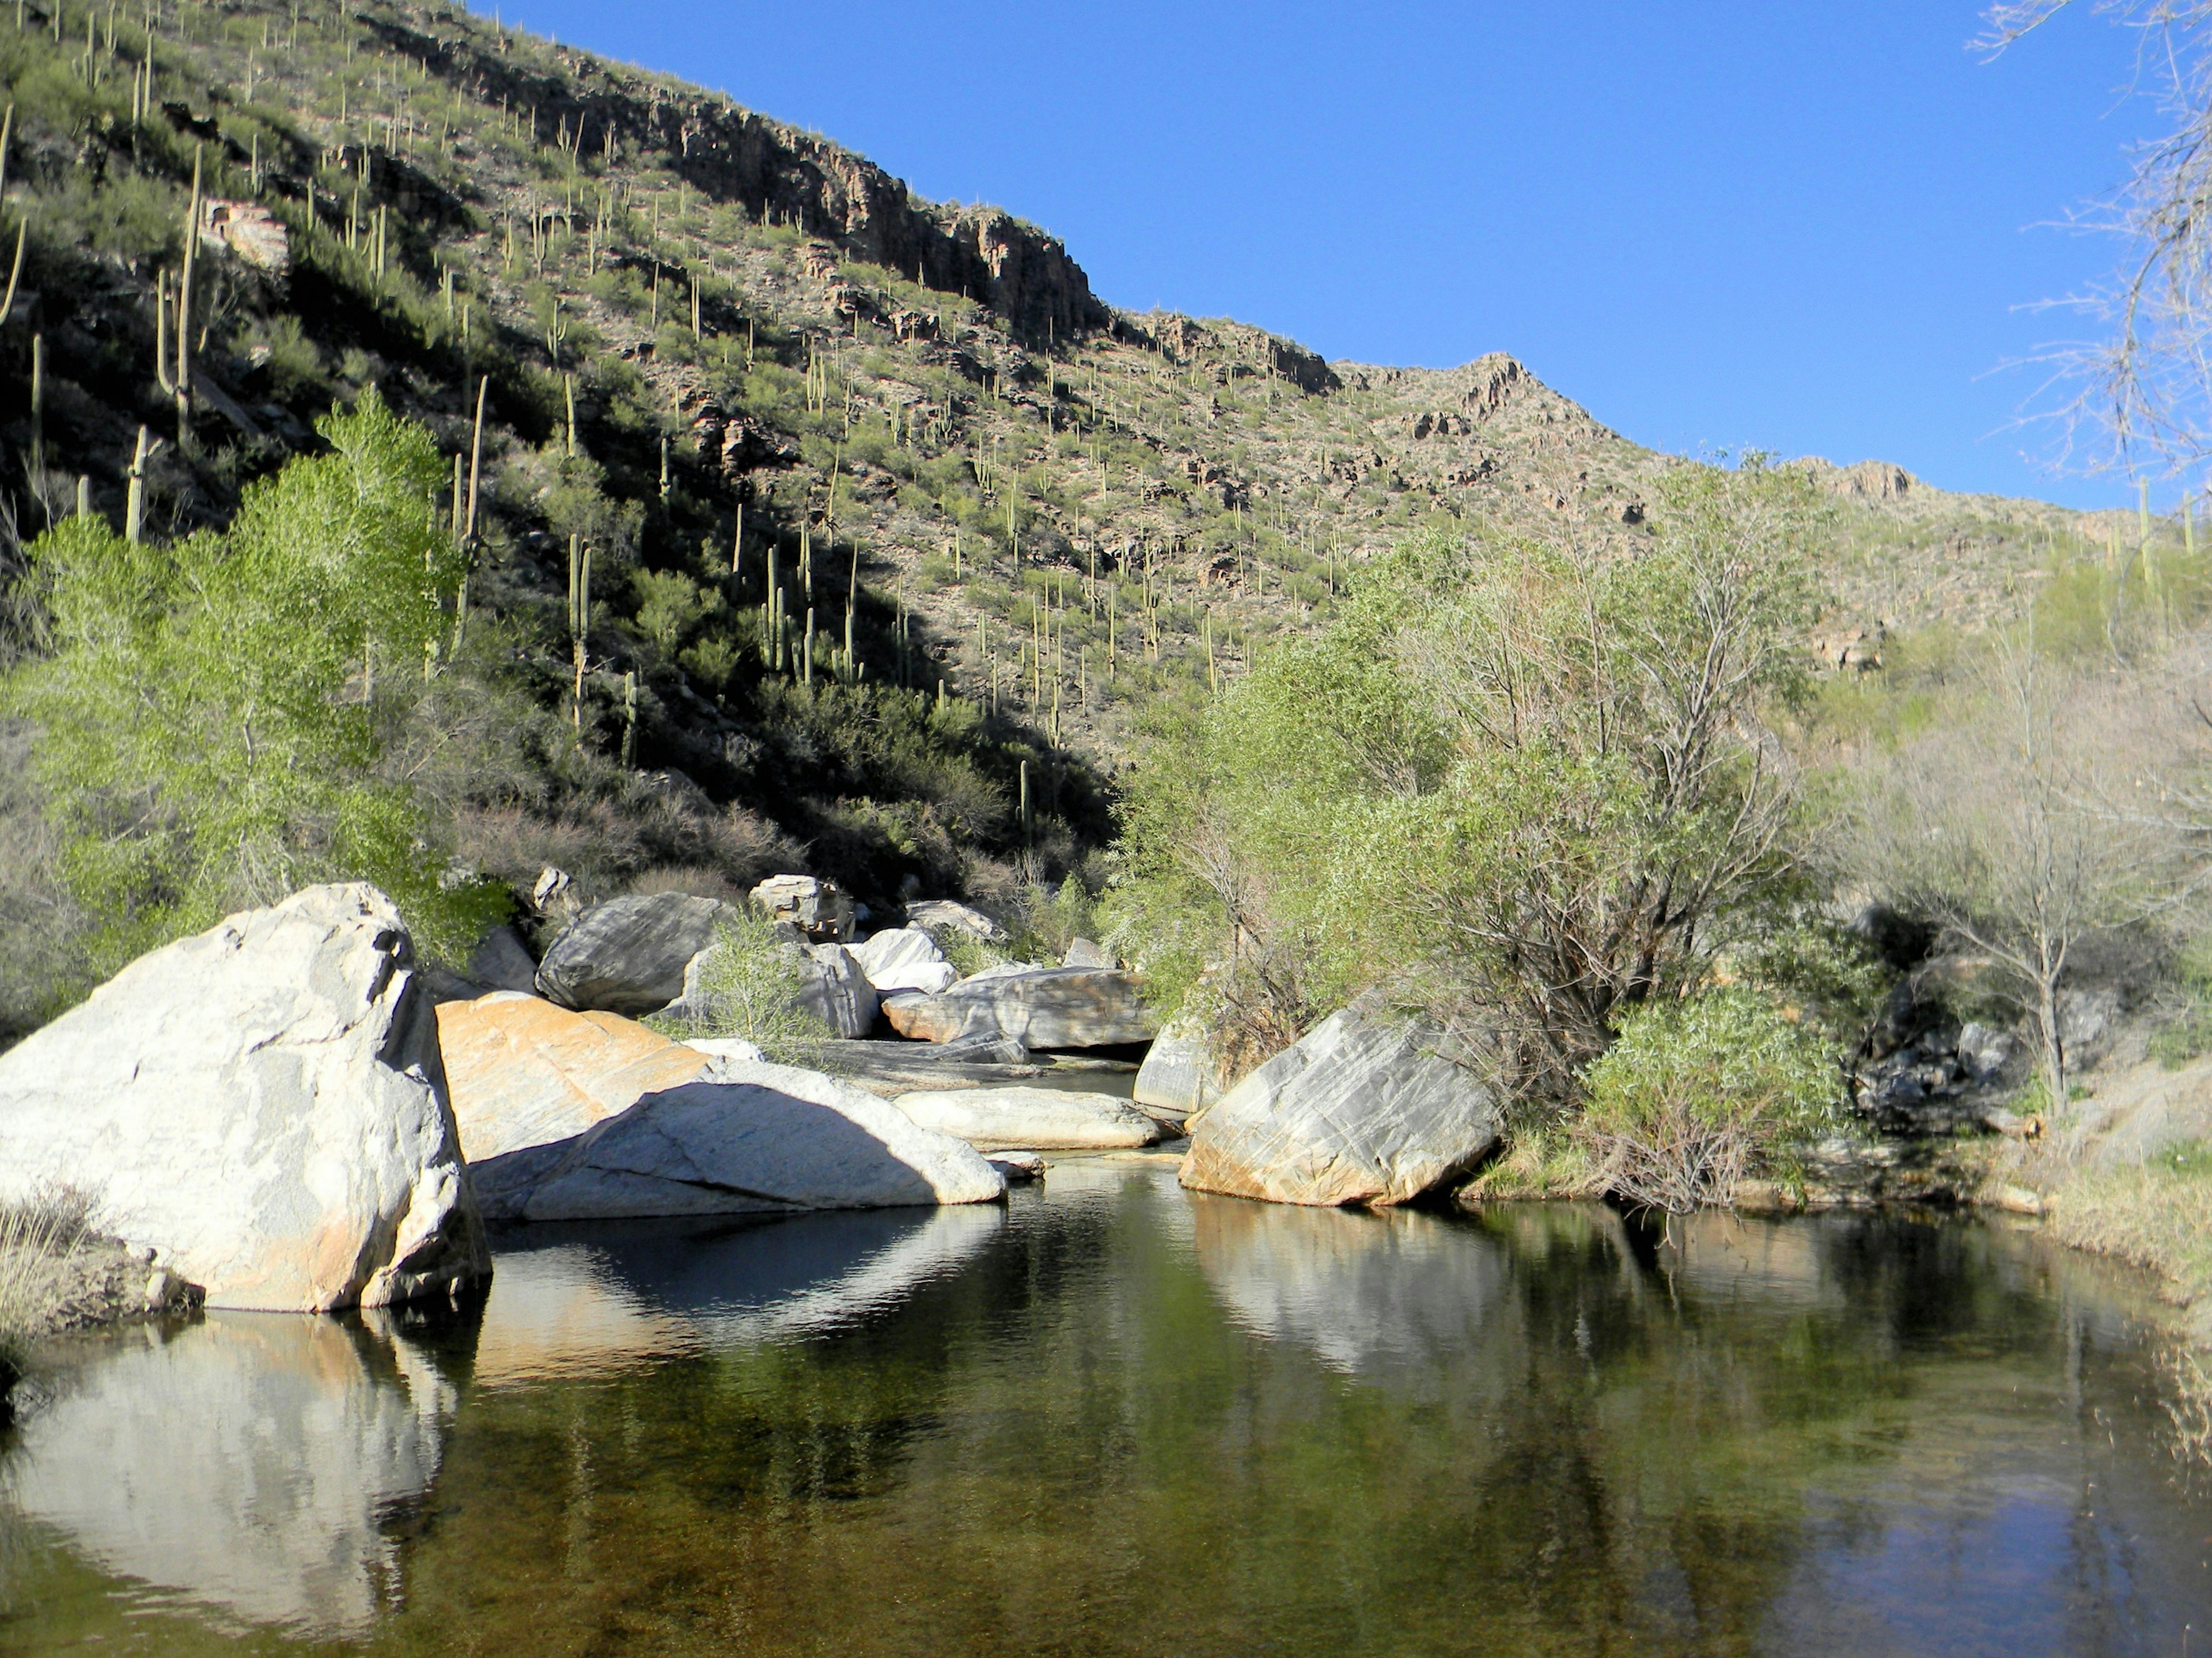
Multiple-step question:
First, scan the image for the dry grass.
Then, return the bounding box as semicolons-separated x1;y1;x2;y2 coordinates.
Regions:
2040;1141;2212;1303
0;1186;97;1380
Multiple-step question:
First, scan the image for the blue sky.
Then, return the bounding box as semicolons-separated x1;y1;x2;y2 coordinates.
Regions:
483;2;2160;509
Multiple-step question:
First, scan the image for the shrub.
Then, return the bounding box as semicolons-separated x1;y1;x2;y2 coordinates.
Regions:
648;910;833;1063
1580;990;1840;1213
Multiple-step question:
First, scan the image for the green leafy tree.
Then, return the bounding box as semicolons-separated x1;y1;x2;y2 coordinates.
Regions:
6;390;506;972
1112;461;1827;1098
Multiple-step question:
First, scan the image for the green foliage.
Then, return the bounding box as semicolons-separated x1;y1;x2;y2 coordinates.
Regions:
649;910;834;1063
4;393;507;971
1111;462;1827;1092
1581;989;1840;1212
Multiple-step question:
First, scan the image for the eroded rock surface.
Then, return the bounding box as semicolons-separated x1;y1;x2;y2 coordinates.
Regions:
535;893;735;1015
434;993;711;1164
478;1061;1005;1222
852;927;957;995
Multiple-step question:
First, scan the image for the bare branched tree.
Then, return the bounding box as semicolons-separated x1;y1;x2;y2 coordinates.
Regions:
1984;2;2212;476
1849;638;2190;1103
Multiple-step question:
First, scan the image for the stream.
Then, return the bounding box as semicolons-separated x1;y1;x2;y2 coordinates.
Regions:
0;1158;2206;1654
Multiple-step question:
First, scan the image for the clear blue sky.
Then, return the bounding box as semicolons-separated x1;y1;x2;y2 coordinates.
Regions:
482;2;2158;510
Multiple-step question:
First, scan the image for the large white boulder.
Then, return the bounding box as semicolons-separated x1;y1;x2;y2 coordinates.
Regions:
891;1086;1169;1151
851;927;958;995
480;1061;1006;1222
882;966;1158;1050
535;892;735;1015
1180;1007;1501;1207
0;885;489;1311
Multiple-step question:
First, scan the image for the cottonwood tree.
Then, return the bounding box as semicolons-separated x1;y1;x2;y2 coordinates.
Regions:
1113;461;1827;1099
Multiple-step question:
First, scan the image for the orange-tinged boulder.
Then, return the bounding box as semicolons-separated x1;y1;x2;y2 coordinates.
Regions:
434;992;710;1165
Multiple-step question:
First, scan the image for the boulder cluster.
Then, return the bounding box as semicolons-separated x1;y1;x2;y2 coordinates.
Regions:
0;877;1505;1325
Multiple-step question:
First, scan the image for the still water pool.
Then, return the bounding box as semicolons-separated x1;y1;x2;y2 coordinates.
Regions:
1;1157;2207;1655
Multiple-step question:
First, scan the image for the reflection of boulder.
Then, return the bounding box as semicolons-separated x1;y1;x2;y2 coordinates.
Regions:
473;1205;1005;1384
1190;1194;1508;1375
3;1312;452;1637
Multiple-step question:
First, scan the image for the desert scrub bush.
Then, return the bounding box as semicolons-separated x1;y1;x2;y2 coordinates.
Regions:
1579;990;1842;1215
647;909;833;1063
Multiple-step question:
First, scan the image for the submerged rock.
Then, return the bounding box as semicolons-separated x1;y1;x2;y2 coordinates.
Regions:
1180;1007;1501;1207
882;966;1158;1050
434;992;712;1164
891;1086;1169;1151
0;885;488;1311
477;1061;1006;1222
535;892;735;1016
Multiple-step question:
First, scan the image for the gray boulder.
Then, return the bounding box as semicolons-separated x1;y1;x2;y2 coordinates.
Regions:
467;925;540;995
851;927;957;995
1062;937;1114;969
0;885;489;1311
535;892;734;1015
1134;1022;1218;1119
906;898;1006;943
1180;1007;1501;1207
800;943;880;1038
882;966;1158;1050
473;1061;1006;1223
891;1086;1169;1151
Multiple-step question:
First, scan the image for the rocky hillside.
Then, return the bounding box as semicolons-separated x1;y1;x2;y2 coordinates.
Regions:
0;0;2106;902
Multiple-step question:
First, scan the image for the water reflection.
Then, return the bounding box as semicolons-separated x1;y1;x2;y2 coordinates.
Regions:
1;1312;451;1638
474;1205;1006;1384
1189;1193;1512;1375
0;1171;2204;1656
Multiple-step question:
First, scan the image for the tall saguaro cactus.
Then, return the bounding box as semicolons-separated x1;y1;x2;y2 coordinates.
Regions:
173;145;202;443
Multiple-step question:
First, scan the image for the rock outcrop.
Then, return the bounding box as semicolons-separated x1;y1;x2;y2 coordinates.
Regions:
851;926;958;995
882;966;1158;1049
891;1086;1169;1151
1180;1007;1501;1207
0;886;488;1311
434;992;713;1164
475;1061;1006;1222
535;892;734;1015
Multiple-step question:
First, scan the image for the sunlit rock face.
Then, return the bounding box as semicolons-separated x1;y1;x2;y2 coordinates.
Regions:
3;1312;456;1638
1188;1195;1511;1376
0;885;488;1311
